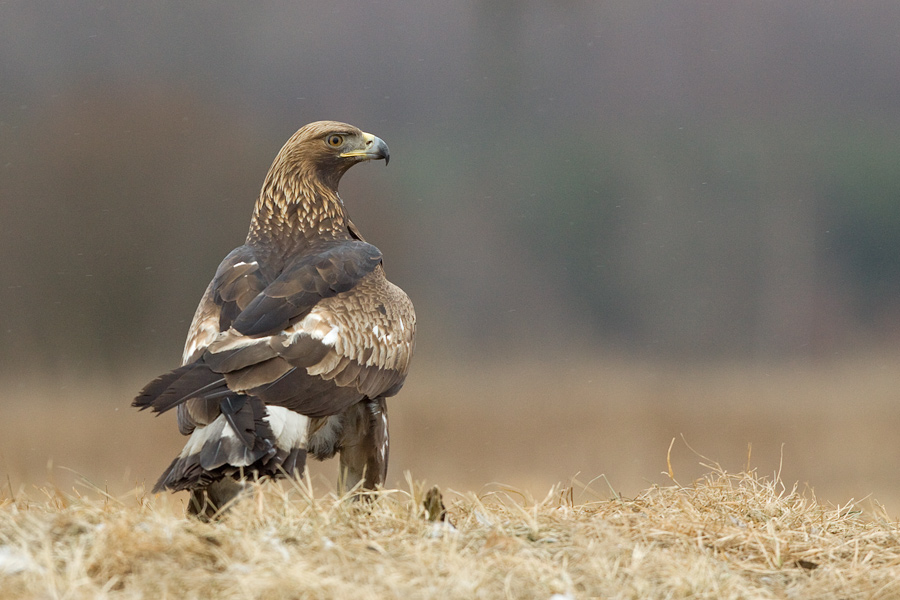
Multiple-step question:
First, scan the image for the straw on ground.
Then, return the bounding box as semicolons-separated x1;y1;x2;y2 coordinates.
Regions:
1;465;899;599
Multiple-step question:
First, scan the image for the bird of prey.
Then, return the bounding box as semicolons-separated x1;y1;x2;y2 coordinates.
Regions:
133;121;415;516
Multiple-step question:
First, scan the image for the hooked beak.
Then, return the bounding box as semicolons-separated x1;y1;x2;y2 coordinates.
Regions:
340;132;391;166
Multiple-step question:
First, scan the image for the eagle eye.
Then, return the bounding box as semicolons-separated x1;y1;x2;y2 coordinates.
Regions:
326;134;345;148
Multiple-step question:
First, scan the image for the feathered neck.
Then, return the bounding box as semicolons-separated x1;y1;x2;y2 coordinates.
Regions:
246;163;351;264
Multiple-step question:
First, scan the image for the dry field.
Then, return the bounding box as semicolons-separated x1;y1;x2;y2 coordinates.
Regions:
2;351;900;597
2;468;900;599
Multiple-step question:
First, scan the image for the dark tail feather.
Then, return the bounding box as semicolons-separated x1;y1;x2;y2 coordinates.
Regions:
219;395;253;448
152;455;189;493
152;397;297;494
133;362;225;414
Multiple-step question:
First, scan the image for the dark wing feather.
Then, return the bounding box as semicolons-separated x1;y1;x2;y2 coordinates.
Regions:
180;245;268;366
133;363;225;414
175;245;269;433
231;241;382;337
211;247;269;332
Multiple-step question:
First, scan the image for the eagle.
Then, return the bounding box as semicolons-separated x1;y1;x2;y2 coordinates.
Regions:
133;121;415;517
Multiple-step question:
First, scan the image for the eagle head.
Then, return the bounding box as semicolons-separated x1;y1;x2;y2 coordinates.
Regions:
271;121;390;191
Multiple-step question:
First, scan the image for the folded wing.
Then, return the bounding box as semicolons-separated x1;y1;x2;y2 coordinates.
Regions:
134;240;413;421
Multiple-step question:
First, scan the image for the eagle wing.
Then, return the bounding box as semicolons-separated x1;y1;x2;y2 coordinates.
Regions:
136;240;414;422
230;240;383;337
182;246;267;365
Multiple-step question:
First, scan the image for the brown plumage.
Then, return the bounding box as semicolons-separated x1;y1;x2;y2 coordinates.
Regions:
133;121;415;515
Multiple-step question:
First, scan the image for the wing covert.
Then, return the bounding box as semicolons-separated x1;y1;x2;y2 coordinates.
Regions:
212;247;268;331
230;241;382;337
181;246;265;365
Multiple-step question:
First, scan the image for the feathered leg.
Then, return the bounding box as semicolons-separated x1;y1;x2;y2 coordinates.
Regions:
338;398;389;494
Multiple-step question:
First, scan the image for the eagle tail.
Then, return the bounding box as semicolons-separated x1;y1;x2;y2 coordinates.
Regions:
152;398;309;494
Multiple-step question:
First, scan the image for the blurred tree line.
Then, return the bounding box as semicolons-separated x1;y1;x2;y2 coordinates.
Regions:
2;1;900;370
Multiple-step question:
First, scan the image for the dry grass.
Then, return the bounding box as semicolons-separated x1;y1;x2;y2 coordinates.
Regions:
2;465;900;599
3;352;900;597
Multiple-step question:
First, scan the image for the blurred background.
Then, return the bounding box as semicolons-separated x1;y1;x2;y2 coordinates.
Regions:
3;1;900;510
